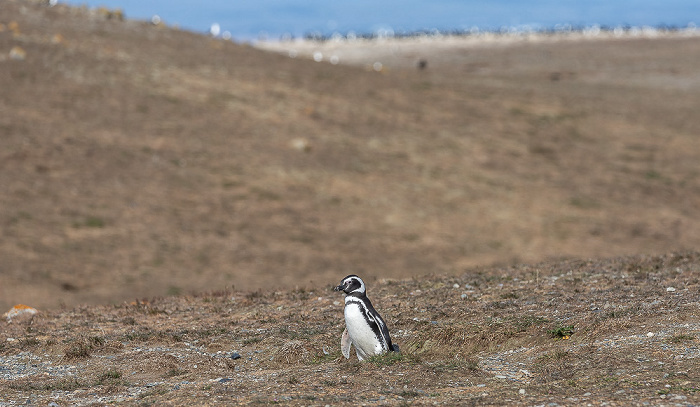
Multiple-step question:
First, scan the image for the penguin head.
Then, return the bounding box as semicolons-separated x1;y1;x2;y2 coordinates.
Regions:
334;275;366;295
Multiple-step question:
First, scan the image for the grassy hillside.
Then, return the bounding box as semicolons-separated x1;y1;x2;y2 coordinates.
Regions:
1;0;700;310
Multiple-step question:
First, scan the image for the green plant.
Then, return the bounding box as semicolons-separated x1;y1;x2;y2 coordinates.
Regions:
73;216;105;228
548;325;574;339
366;351;413;366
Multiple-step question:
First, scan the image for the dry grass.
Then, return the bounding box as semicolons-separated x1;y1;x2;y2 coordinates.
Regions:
0;252;698;405
1;0;700;311
1;2;700;403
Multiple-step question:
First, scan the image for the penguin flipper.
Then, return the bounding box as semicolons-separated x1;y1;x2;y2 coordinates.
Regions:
341;327;351;359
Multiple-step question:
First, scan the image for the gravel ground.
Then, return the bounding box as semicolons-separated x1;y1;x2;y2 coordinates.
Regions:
1;252;699;405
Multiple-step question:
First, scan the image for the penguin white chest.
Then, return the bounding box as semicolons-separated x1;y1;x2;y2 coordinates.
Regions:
344;301;383;359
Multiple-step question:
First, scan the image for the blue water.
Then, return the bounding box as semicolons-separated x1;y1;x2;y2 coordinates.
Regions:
60;0;699;41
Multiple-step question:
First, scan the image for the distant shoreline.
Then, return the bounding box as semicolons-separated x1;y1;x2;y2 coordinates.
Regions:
253;26;700;68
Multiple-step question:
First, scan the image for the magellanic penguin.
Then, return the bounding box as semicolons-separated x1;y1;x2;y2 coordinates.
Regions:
334;275;399;361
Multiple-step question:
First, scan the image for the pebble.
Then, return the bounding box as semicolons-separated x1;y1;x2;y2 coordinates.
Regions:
666;287;676;292
519;389;526;395
647;332;654;337
230;352;241;360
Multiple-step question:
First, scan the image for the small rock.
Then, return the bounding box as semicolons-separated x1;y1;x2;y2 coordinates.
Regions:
3;304;38;322
453;283;460;289
219;378;233;383
230;352;241;360
666;287;676;292
519;389;526;395
9;46;26;61
290;138;312;152
647;332;654;337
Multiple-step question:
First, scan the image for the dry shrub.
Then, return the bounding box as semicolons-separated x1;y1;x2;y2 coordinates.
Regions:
63;335;106;360
405;324;481;358
274;340;313;364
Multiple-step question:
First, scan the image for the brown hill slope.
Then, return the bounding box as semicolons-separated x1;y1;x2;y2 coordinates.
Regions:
2;0;700;309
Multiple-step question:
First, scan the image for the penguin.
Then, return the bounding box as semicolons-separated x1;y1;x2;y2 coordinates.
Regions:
334;275;399;361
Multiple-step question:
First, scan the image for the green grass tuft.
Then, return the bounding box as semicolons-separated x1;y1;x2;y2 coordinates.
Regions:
548;325;574;339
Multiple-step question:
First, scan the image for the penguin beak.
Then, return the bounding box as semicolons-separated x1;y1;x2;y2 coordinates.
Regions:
334;283;344;292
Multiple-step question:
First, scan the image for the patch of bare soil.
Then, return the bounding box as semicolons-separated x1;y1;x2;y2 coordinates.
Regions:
1;252;698;405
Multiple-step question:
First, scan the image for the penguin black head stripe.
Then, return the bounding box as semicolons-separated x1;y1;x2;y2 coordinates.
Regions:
334;274;365;296
334;275;399;361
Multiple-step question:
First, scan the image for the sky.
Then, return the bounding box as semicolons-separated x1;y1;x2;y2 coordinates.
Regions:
60;0;699;41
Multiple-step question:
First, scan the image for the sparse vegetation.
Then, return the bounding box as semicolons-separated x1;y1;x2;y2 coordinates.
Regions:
669;334;695;343
73;216;106;228
1;252;699;405
1;1;699;405
548;325;575;339
96;368;127;386
3;0;700;315
366;351;411;366
63;336;106;360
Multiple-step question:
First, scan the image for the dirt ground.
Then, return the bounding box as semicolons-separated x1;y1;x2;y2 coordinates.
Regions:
2;0;700;310
1;2;700;404
1;251;699;405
